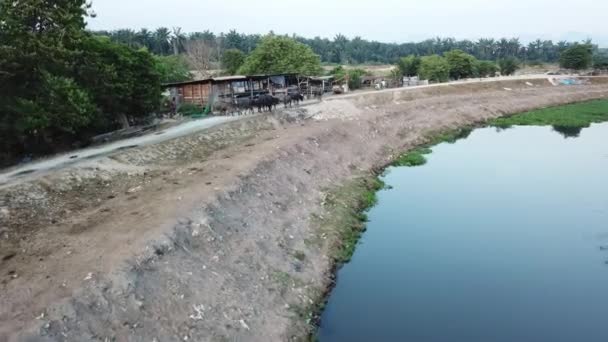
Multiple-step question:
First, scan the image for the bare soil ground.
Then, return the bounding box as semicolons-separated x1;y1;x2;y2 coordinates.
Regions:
1;77;607;341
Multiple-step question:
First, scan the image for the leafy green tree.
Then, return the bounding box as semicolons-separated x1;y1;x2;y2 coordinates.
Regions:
593;54;608;70
154;55;192;83
444;49;477;79
0;1;162;165
397;55;421;77
474;60;498;78
238;36;322;75
419;55;450;82
328;66;367;90
559;44;593;70
498;57;520;75
221;49;246;75
75;36;161;128
0;0;93;161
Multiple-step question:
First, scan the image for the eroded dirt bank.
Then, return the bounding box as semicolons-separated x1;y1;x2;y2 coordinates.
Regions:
1;78;608;341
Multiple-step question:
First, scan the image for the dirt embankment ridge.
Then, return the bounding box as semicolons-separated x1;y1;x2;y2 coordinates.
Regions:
1;78;608;341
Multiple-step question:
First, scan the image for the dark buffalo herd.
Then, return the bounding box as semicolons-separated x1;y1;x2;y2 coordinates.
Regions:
213;90;309;116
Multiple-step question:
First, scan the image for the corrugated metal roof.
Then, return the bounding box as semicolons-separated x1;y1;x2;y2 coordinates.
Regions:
163;73;300;87
163;78;212;87
212;75;248;81
308;76;334;81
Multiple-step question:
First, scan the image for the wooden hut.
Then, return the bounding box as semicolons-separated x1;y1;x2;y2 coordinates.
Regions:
164;73;302;108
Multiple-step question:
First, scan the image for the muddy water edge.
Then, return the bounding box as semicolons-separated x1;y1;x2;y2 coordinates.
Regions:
309;99;608;341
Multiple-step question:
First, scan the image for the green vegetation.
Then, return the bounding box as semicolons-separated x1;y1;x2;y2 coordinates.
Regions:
238;36;322;75
474;60;499;78
594;54;608;70
419;55;450;82
559;44;593;70
498;57;520;75
397;55;422;77
221;49;246;75
317;177;385;265
154;55;192;83
177;103;206;116
444;50;477;80
394;147;432;167
293;250;307;262
96;28;598;66
490;100;608;137
328;66;368;90
392;128;472;167
0;0;162;166
427;127;473;145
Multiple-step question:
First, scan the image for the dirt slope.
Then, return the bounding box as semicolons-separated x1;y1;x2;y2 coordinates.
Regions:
1;78;607;341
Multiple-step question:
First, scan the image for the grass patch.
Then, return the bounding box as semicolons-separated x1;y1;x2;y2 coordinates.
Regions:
427;127;473;145
490;99;608;130
293;250;307;262
392;127;472;168
318;176;385;265
393;147;432;167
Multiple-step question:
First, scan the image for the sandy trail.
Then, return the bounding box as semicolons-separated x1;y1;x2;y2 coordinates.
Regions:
1;77;607;341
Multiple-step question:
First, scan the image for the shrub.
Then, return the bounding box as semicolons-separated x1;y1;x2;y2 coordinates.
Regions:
178;103;205;116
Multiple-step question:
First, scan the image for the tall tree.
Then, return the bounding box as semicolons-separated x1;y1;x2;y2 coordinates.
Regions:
184;40;215;78
419;55;450;82
154;27;172;55
444;49;477;79
171;27;186;55
559;44;593;70
221;49;246;75
238;36;322;75
397;55;421;77
498;57;520;75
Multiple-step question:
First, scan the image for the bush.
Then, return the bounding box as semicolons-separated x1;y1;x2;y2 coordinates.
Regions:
347;68;367;90
154;55;192;83
559;44;593;70
397;55;421;77
594;54;608;70
444;50;477;79
419;55;450;83
178;103;205;116
498;57;520;75
221;49;246;75
474;60;498;78
328;66;368;90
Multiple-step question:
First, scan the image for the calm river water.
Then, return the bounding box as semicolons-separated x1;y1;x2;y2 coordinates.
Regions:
318;123;608;342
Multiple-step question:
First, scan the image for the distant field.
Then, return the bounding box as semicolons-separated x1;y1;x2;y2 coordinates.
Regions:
322;64;395;76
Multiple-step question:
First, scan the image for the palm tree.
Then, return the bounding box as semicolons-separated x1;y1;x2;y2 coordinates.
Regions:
137;28;153;51
154;27;171;55
171;27;186;55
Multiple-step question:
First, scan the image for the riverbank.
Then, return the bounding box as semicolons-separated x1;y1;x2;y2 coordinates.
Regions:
1;77;608;341
310;98;608;340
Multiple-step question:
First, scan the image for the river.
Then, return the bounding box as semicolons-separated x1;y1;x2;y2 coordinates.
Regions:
318;122;608;341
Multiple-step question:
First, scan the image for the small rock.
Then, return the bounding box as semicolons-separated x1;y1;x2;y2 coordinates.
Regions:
127;186;142;194
239;319;250;330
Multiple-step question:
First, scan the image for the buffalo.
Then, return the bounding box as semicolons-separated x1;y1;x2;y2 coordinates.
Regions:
283;92;304;108
253;94;280;112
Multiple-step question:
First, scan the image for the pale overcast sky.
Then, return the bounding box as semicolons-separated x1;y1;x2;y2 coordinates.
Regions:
87;0;608;46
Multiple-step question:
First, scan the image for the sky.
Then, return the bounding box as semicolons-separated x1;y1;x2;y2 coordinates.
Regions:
87;0;608;46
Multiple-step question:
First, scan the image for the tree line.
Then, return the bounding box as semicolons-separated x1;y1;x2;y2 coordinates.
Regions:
2;1;606;167
95;28;602;65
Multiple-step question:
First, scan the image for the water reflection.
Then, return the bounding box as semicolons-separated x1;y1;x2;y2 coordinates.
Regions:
552;125;583;138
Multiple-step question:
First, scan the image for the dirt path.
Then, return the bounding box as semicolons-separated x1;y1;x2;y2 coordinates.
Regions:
0;116;240;188
1;77;607;341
